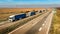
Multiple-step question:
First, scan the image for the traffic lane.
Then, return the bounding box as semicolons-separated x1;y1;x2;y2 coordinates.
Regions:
8;11;51;34
9;14;44;34
36;12;53;34
25;11;50;34
25;14;48;34
0;13;41;33
0;20;10;26
0;12;41;28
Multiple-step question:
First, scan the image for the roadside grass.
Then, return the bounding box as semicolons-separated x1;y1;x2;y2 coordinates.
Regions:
49;9;60;34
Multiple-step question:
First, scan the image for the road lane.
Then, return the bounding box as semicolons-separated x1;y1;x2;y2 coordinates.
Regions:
0;21;10;26
0;13;41;34
36;11;53;34
25;14;49;34
8;11;51;34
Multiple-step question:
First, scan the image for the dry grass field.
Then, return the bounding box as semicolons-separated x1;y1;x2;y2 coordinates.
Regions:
0;8;52;22
49;8;60;34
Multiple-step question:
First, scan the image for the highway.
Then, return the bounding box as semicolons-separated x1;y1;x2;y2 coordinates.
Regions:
0;12;41;34
8;11;53;34
34;11;53;34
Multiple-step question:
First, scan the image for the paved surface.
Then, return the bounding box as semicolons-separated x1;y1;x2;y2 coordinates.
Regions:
0;13;41;34
8;11;52;34
35;11;53;34
0;21;10;26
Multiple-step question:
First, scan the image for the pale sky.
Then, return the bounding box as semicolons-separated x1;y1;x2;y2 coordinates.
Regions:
0;0;60;5
0;0;60;8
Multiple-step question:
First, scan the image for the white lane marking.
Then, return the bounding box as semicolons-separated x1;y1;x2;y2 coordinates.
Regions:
46;12;53;34
39;27;42;31
42;23;45;26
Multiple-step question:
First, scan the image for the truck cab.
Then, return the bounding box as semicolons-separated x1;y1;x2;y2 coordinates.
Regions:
9;15;15;22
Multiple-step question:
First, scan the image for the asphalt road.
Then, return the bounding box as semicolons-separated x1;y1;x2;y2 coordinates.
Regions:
0;12;41;34
8;11;52;34
35;11;53;34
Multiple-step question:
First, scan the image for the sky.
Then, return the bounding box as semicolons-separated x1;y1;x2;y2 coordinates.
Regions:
0;0;60;5
0;0;60;8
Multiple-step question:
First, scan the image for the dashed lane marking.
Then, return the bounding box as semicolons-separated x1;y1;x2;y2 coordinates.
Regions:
42;23;45;26
39;27;42;31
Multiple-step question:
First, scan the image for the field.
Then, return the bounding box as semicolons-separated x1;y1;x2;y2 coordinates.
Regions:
49;8;60;34
0;8;52;22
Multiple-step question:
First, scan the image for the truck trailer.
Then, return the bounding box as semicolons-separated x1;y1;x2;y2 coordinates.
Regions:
9;13;26;22
27;11;36;17
30;11;36;16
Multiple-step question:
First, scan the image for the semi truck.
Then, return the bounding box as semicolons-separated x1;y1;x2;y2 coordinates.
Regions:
27;11;36;17
8;10;42;22
37;10;42;14
9;13;26;22
30;11;36;16
9;11;36;22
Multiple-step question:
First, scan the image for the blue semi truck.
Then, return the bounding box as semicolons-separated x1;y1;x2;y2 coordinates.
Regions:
9;11;36;22
9;13;26;22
